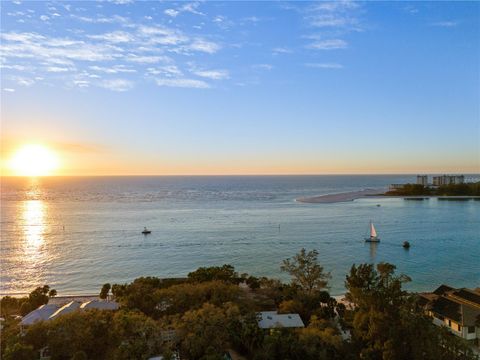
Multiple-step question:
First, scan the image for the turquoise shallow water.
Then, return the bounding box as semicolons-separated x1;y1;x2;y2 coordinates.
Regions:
1;175;479;296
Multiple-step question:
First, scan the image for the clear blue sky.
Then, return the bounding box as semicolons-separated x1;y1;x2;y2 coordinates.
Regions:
1;1;479;175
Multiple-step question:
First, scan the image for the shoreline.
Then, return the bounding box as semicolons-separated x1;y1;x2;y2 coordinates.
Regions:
296;189;480;204
296;188;386;203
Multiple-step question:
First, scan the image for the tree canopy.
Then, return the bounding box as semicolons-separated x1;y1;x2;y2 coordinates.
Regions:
281;248;331;294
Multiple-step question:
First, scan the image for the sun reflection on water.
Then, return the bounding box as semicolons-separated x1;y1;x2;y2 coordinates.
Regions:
23;200;46;249
19;199;50;288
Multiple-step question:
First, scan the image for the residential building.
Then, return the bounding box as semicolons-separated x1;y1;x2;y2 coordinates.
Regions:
257;311;304;329
20;303;60;328
419;285;480;348
416;175;428;186
20;300;119;330
432;175;465;186
389;184;405;191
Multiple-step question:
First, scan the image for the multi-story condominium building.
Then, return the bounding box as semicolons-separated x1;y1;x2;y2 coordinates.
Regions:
416;175;428;186
432;175;465;186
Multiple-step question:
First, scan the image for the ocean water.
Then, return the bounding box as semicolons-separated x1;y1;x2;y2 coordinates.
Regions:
1;175;479;296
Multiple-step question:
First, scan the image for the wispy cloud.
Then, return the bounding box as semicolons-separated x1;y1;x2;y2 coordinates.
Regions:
89;65;136;74
125;55;171;64
305;1;362;30
46;66;72;73
252;64;273;71
185;39;221;54
307;39;347;50
100;79;133;91
430;21;458;28
305;63;343;69
164;9;179;18
272;47;293;55
0;8;225;92
88;31;134;43
107;0;134;4
146;65;183;77
154;78;210;89
164;2;205;18
193;69;229;80
71;14;129;24
8;75;36;87
301;1;363;53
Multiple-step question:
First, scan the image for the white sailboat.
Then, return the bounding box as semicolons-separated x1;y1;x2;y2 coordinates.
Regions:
365;221;380;242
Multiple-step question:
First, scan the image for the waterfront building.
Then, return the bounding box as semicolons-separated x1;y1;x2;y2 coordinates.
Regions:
257;311;304;329
416;175;428;186
20;299;119;329
389;184;405;191
419;285;480;348
20;304;60;328
432;175;465;186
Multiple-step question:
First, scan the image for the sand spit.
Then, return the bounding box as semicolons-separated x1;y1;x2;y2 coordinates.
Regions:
296;188;386;204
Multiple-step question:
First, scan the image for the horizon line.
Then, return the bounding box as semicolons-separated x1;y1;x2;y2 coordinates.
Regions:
2;172;479;178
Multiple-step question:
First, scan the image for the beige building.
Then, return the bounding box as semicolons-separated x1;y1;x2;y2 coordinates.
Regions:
419;285;480;348
432;175;465;186
416;175;428;186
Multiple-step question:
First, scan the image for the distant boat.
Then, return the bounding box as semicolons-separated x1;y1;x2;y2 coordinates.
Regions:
365;221;380;242
403;241;410;249
142;227;151;235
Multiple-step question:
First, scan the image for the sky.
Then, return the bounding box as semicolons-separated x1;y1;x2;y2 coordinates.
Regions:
1;0;479;176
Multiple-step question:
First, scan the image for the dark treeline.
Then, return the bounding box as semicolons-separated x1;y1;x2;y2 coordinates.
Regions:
386;182;480;196
1;249;478;360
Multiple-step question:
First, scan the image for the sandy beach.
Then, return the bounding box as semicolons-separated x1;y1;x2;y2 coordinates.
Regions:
296;188;386;204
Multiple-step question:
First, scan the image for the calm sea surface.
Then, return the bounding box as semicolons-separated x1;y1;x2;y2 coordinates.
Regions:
1;175;479;296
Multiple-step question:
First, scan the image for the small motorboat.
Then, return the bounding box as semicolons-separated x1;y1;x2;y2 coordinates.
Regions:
142;227;151;235
376;204;381;207
403;241;410;249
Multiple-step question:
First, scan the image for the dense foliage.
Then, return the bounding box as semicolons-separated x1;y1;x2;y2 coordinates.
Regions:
1;285;57;317
386;182;480;196
2;250;478;360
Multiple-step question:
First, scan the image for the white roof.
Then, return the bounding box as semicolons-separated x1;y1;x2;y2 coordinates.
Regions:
257;311;304;329
49;301;82;320
21;304;60;326
80;300;119;310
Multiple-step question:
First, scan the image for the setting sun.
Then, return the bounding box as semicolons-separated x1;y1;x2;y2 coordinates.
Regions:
9;144;59;176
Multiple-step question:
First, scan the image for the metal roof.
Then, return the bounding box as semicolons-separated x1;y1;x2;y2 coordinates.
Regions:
257;311;304;329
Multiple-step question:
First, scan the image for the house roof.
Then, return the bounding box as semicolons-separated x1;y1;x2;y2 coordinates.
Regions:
79;300;119;310
431;297;463;323
425;286;480;326
21;304;60;326
450;289;480;307
49;301;82;320
433;285;454;296
257;311;304;329
21;299;121;327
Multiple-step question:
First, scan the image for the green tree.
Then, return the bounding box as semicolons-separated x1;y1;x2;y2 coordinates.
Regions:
154;281;242;316
99;283;111;300
112;310;162;359
281;248;331;294
188;264;239;284
0;296;24;316
174;302;241;360
345;263;477;360
71;351;88;360
3;343;36;360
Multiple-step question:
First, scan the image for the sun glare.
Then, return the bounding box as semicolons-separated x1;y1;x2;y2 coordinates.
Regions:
9;144;60;176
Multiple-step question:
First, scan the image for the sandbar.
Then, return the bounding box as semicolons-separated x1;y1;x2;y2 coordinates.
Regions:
296;188;386;204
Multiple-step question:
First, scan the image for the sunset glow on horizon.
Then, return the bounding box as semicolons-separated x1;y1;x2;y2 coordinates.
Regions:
1;1;479;176
7;144;60;177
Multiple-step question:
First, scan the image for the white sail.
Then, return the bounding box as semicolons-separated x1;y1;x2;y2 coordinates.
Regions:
370;222;377;238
